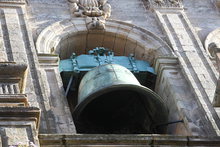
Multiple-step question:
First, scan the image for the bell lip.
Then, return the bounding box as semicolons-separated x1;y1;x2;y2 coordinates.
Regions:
73;84;168;123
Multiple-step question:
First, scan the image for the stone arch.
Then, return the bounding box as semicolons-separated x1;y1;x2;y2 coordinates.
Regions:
36;18;192;135
36;18;174;64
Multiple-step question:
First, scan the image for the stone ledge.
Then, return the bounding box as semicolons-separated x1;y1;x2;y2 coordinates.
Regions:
0;94;28;106
38;54;59;67
0;62;28;94
39;134;220;146
0;62;27;76
0;107;40;129
0;0;25;4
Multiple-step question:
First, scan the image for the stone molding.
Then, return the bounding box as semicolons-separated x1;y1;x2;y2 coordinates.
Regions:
36;18;174;63
0;94;28;107
154;56;179;74
147;0;183;9
38;54;59;67
0;0;24;2
0;107;40;146
39;134;220;146
0;62;28;94
0;0;25;5
0;107;40;128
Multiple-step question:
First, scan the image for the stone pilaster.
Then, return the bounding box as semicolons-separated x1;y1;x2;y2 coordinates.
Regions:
38;54;76;133
0;62;40;146
148;0;220;136
154;57;217;136
0;1;42;144
0;0;76;134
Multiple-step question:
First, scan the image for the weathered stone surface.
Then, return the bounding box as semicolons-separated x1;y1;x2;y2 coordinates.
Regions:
1;0;220;146
183;0;220;42
153;6;220;136
0;107;40;146
39;134;220;146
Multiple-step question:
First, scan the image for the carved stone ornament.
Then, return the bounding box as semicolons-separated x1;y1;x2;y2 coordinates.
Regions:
86;16;105;30
68;0;111;18
147;0;183;8
68;0;111;30
204;28;220;60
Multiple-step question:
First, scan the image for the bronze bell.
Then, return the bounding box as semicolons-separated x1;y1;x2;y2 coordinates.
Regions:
73;64;168;134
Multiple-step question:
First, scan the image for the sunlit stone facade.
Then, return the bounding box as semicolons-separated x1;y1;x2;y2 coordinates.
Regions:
0;0;220;146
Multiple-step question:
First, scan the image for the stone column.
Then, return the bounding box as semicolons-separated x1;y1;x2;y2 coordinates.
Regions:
148;0;220;135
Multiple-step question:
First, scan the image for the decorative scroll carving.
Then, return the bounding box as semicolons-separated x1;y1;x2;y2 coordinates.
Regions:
205;28;220;60
148;0;182;8
68;0;111;30
205;29;220;106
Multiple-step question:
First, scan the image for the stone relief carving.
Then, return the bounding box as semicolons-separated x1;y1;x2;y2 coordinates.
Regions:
68;0;111;30
207;43;220;59
86;17;105;30
154;0;165;7
204;28;220;60
148;0;182;8
168;0;181;7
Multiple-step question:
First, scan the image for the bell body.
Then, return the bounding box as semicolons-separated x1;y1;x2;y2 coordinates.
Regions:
73;64;168;134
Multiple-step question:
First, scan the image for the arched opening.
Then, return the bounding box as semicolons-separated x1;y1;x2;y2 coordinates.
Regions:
36;18;183;134
36;19;173;63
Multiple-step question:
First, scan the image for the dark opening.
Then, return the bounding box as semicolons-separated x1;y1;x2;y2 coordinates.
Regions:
74;89;165;134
